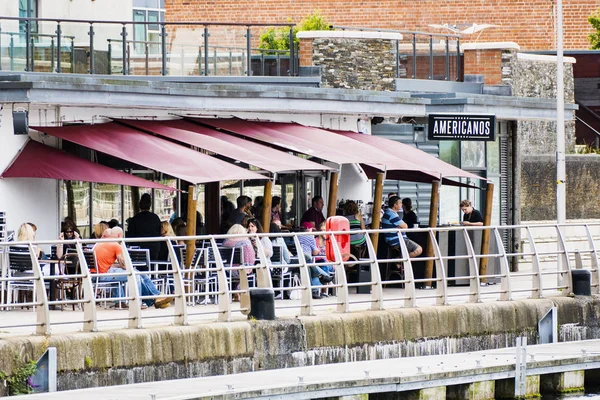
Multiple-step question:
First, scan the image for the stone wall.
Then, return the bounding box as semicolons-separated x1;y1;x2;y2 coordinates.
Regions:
1;297;600;394
521;155;600;220
502;52;576;155
311;38;396;91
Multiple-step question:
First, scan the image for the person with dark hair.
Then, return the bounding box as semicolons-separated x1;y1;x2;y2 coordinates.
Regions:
251;196;264;222
126;193;161;259
228;195;253;226
381;196;422;259
247;218;272;260
401;198;419;228
343;200;367;258
221;195;235;222
271;196;282;227
108;219;120;229
269;222;291;264
300;195;325;229
56;219;80;259
460;199;484;226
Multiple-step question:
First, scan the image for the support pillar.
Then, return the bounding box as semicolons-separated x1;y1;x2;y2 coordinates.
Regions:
205;182;220;235
495;376;540;399
131;186;140;215
369;172;385;252
185;185;197;272
65;181;76;223
479;182;494;281
540;371;584;394
327;171;339;218
262;180;273;233
447;380;494;400
423;180;440;284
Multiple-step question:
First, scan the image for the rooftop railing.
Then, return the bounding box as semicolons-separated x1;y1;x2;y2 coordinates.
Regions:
1;223;598;336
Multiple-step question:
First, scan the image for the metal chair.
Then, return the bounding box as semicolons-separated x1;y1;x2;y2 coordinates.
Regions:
269;245;291;299
6;246;36;309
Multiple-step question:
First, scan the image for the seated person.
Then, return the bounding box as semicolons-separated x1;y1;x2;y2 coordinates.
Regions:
401;198;419;228
269;223;291;264
343;200;367;259
94;227;173;309
157;221;176;262
297;222;333;300
381;196;423;260
460;199;484;226
222;224;256;274
300;196;326;229
92;222;109;240
17;222;49;275
245;218;273;261
57;220;80;259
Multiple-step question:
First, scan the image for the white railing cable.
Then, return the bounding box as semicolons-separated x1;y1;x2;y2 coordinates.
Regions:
462;228;481;303
525;226;543;299
494;227;513;301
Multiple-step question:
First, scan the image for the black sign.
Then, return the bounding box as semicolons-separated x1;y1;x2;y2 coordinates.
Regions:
428;114;496;141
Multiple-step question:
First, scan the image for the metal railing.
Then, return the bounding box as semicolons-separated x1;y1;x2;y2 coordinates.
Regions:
333;25;462;81
0;29;75;73
0;16;296;77
0;223;598;336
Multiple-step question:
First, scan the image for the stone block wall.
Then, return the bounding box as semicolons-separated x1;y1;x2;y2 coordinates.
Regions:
521;155;600;220
311;38;396;91
502;52;576;155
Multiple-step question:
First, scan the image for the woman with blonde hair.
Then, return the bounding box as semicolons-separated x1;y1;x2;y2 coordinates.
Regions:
93;222;109;239
157;221;177;261
17;222;48;274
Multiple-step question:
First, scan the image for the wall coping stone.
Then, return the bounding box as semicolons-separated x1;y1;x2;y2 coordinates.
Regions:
517;52;577;64
297;30;403;40
462;42;521;51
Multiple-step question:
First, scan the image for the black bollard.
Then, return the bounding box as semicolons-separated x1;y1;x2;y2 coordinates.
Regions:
572;269;591;296
248;288;275;320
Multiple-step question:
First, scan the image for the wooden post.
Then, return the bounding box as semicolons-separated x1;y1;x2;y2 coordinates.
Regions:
479;182;494;281
327;171;339;218
262;180;273;233
369;172;385;252
185;185;197;273
205;182;220;234
424;180;440;285
65;181;76;224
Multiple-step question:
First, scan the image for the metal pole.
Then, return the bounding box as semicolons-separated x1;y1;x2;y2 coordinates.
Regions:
55;23;62;73
108;40;112;75
203;27;208;76
161;24;167;76
121;25;128;75
556;0;566;225
88;24;95;74
456;37;461;81
246;26;252;76
395;39;400;78
25;19;30;71
445;37;450;80
412;34;417;79
50;37;55;72
10;34;14;71
429;35;433;80
289;26;295;76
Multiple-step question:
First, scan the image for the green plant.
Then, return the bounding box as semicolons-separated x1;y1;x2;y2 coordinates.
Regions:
589;9;600;49
0;359;37;395
259;10;332;54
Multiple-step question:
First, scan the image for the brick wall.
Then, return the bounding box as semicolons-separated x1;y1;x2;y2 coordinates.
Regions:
165;0;598;51
463;49;503;84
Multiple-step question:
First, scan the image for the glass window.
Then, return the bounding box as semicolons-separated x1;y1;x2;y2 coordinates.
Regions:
461;141;486;169
153;180;177;221
18;0;38;35
439;141;459;167
489;176;501;226
487;137;500;175
92;183;122;225
148;11;160;31
439;184;460;225
133;0;159;7
61;181;91;238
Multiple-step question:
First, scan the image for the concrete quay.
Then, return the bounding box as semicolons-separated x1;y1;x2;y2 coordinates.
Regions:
12;339;600;399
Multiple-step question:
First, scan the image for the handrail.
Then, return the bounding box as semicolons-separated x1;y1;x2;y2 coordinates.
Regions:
1;222;599;336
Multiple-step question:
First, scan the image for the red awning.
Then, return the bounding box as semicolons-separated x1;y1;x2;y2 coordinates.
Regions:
1;140;175;190
335;130;484;181
191;118;441;180
114;119;333;173
32;123;267;184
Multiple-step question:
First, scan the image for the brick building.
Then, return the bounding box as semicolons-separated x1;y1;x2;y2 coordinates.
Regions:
164;0;598;51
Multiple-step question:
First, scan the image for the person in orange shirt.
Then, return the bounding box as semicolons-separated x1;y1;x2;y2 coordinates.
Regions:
94;227;172;309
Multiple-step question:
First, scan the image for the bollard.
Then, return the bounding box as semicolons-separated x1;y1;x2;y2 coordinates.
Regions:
572;269;591;296
249;288;275;320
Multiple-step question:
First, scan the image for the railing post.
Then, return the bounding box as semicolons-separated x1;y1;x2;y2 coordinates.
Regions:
55;22;62;73
253;234;273;288
364;233;384;310
10;34;15;71
30;37;35;71
161;24;167;76
329;232;350;313
463;227;482;303
25;19;30;71
429;35;433;80
398;231;416;307
70;37;75;73
203;26;209;76
260;52;265;76
288;25;295;76
456;37;461;81
213;47;217;76
276;53;281;76
198;46;202;75
209;237;232;321
120;24;128;75
76;242;98;332
293;234;314;316
228;50;232;75
50;37;55;73
445;36;450;80
120;242;142;329
180;45;185;74
246;26;252;76
107;40;112;75
166;240;187;325
412;33;417;79
494;228;513;301
428;229;448;305
395;39;400;79
88;23;95;74
556;225;573;295
145;42;149;75
525;226;543;299
29;243;50;335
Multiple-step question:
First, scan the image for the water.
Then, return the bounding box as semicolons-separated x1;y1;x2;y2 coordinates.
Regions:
547;391;600;399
